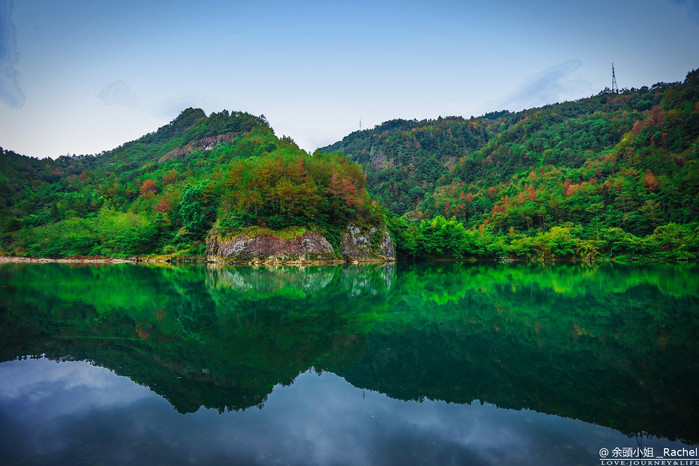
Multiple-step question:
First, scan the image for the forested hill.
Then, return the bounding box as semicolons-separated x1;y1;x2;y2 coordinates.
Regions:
320;113;504;216
319;71;699;223
0;109;384;259
320;69;699;260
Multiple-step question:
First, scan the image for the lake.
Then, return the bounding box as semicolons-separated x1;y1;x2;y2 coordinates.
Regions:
0;261;697;465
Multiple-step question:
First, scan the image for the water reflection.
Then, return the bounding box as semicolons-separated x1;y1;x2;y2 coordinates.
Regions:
205;263;395;297
0;261;697;462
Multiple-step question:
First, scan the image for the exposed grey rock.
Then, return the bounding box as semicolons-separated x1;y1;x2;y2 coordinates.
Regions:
340;224;395;262
207;230;337;264
207;224;395;264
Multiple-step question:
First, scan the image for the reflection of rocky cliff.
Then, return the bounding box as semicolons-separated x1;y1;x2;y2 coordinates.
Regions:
206;265;336;294
1;262;697;442
205;263;395;299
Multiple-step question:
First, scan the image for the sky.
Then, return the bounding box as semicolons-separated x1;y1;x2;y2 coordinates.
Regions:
0;0;698;158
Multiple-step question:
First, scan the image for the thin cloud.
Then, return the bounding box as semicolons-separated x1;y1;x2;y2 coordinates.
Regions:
98;80;138;107
500;60;592;112
150;94;225;120
0;0;25;108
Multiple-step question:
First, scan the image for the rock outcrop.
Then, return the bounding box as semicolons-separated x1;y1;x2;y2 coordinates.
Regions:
207;225;395;264
207;230;338;264
340;224;395;263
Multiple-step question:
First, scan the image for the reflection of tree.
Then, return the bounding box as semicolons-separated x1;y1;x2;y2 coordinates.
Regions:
0;261;697;442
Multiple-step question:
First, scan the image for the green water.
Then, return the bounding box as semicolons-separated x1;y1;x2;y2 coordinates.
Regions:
0;261;697;465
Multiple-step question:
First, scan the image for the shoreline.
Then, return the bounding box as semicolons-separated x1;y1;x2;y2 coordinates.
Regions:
0;256;132;264
0;256;396;265
0;255;693;265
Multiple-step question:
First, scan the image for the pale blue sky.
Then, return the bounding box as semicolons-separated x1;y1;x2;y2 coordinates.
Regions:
1;0;698;158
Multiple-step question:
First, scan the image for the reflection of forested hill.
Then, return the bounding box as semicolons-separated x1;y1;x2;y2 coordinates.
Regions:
1;262;697;442
337;262;699;442
0;263;393;412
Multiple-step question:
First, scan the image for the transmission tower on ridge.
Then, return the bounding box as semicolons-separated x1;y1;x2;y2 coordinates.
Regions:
611;63;618;93
359;118;362;131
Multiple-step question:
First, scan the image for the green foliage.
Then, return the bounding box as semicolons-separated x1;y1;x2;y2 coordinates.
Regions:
390;213;698;261
649;223;699;258
417;215;468;258
320;116;495;216
217;148;374;237
17;209;160;258
177;180;215;239
20;217;99;257
95;209;160;256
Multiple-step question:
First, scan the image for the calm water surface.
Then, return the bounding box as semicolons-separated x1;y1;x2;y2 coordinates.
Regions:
0;262;697;465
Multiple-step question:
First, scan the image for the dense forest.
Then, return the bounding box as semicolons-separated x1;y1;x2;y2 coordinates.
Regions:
321;69;699;260
1;69;698;261
0;109;383;259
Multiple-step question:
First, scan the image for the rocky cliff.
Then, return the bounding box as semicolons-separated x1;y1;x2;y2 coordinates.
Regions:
340;224;395;263
207;226;395;264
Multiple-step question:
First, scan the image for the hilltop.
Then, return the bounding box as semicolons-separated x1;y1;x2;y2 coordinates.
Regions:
0;109;393;262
